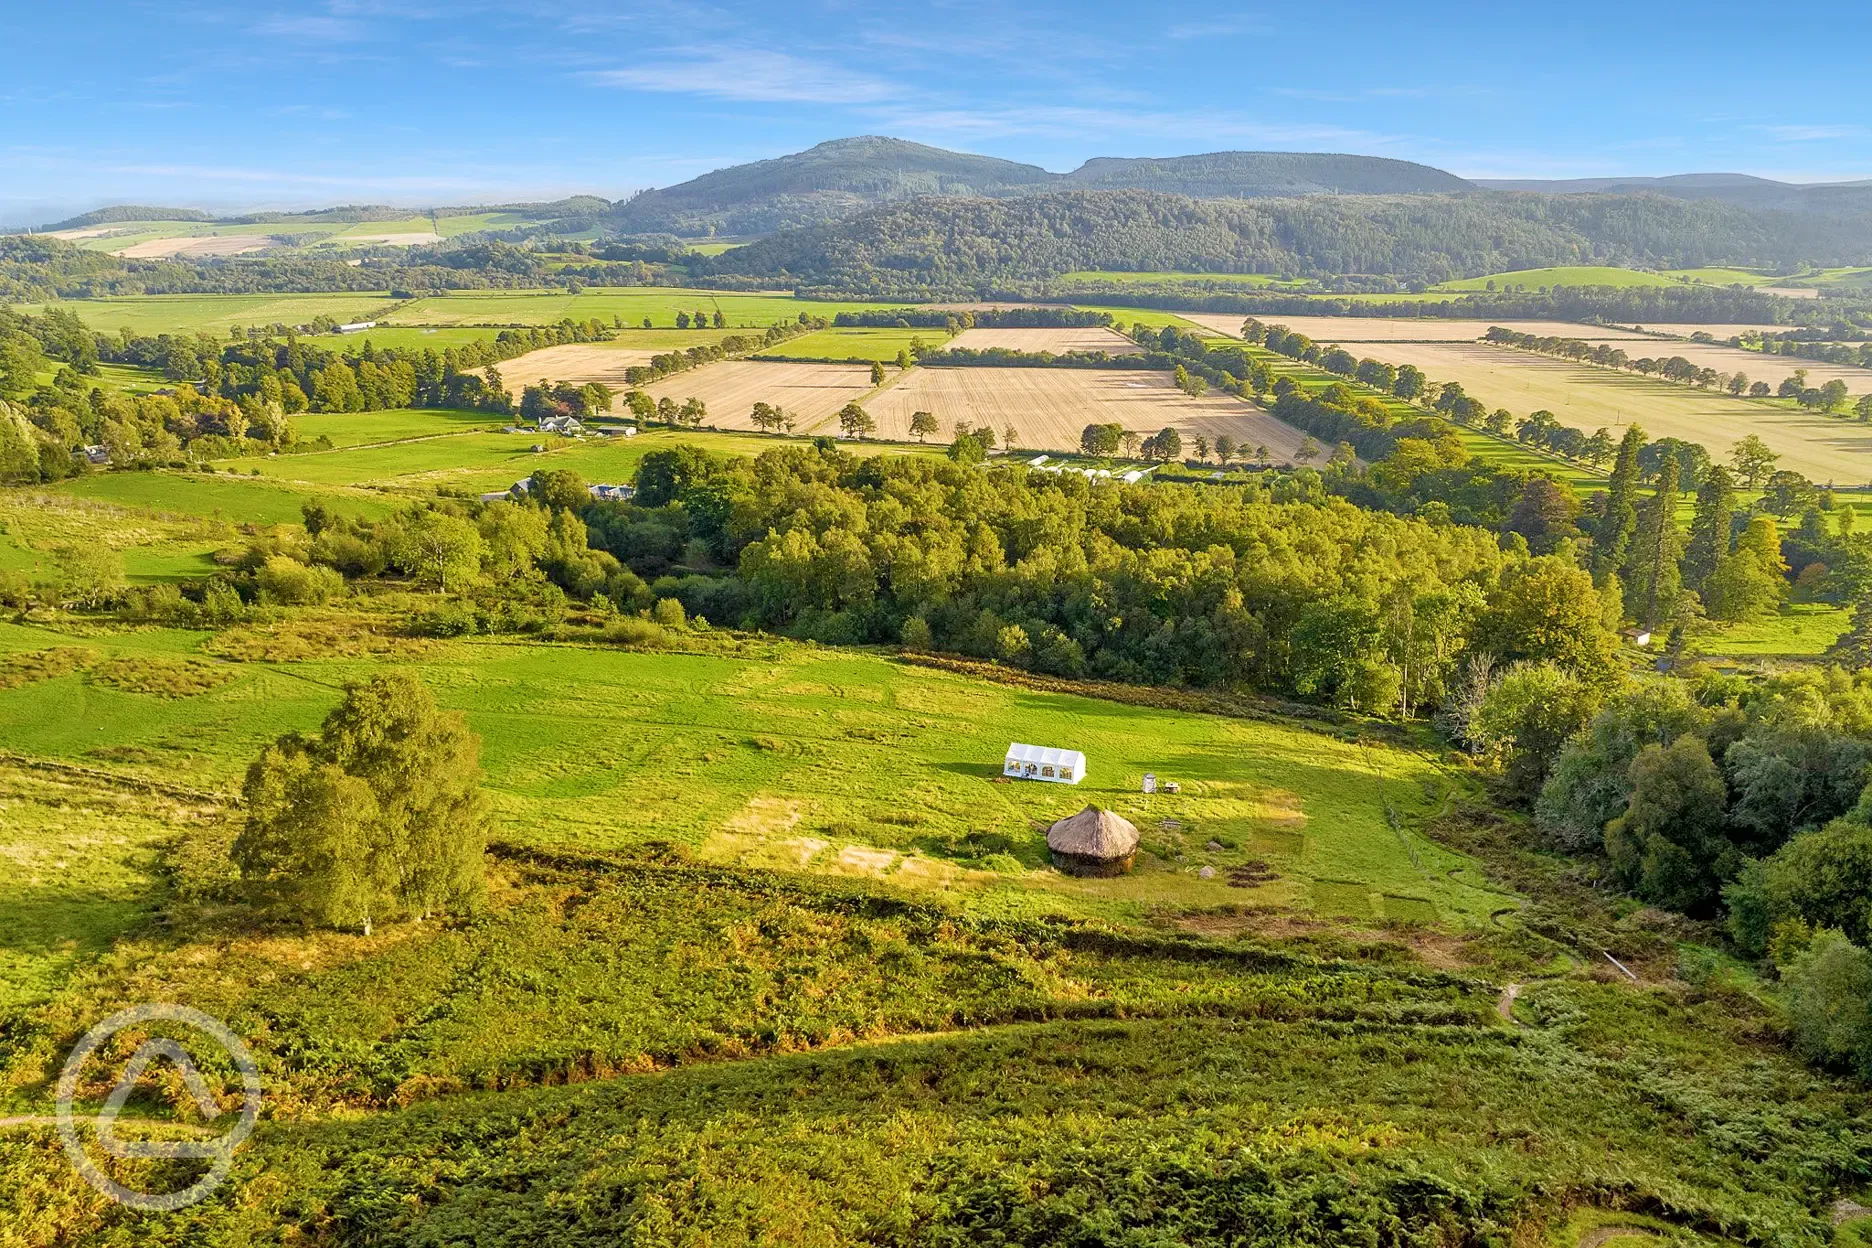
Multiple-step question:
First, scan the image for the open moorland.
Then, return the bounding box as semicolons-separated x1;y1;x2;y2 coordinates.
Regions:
867;365;1314;457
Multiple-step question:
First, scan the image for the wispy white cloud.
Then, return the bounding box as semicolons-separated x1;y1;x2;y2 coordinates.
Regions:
252;13;365;41
1272;85;1485;104
1166;16;1270;39
882;103;1386;151
587;48;895;105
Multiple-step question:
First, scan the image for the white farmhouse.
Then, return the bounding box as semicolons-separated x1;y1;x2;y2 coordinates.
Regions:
1003;742;1085;785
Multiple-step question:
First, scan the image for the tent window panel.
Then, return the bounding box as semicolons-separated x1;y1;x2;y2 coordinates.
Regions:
1041;766;1055;777
1058;769;1073;780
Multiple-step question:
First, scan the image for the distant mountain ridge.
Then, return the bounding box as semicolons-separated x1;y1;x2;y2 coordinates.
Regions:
702;187;1872;295
609;137;1478;234
1475;172;1872;214
38;136;1872;243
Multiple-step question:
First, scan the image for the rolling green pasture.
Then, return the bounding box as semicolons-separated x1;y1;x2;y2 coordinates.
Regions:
1454;427;1609;494
89;362;169;394
52;469;396;525
0;626;1857;1243
328;326;505;353
0;620;1496;925
1691;602;1852;659
220;427;932;493
21;293;392;337
382;288;887;329
760;326;936;361
287;407;503;448
1435;266;1678;292
1058;270;1308;288
1664;266;1783;287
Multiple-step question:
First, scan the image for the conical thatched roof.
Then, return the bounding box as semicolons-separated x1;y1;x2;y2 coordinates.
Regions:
1046;806;1140;860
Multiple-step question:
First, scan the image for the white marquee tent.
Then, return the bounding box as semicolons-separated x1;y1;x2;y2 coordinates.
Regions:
1003;742;1086;785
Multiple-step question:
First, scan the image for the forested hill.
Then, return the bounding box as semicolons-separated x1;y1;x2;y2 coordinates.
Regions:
705;188;1872;294
608;137;1057;235
1061;151;1472;196
44;205;216;229
1476;172;1872;215
606;138;1480;235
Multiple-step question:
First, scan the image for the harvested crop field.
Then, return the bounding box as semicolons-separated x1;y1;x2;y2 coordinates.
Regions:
337;231;443;246
865;367;1314;459
942;326;1141;354
643;361;875;431
1632;323;1847;341
1186;315;1647;343
486;342;659;392
1568;340;1871;396
112;234;276;259
1349;340;1872;483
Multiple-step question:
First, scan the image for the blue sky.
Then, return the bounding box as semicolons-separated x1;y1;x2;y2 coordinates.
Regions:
6;0;1870;223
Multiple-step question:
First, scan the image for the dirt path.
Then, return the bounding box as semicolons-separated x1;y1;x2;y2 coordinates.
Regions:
1577;1228;1657;1247
1496;982;1521;1022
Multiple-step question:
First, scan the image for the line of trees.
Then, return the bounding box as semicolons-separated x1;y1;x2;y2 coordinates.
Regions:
830;308;1113;329
621;318;825;386
1483;326;1863;414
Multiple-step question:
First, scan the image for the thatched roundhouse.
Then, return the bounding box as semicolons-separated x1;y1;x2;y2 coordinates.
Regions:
1047;806;1140;877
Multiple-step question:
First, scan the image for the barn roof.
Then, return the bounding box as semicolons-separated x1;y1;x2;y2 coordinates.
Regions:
1006;742;1085;769
1046;806;1140;860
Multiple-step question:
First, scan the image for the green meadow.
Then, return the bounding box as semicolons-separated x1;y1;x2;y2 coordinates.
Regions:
381;287;891;329
1057;270;1309;288
51;468;397;525
760;325;937;361
1435;266;1678;291
286;407;504;448
0;622;1487;922
21;292;393;336
0;615;1862;1244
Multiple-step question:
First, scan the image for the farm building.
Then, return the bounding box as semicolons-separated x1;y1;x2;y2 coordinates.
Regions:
1047;806;1140;876
336;321;377;334
538;416;584;435
1004;743;1085;785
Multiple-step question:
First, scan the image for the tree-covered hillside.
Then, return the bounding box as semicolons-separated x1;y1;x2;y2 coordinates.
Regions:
707;188;1872;294
609;136;1058;236
1061;150;1474;196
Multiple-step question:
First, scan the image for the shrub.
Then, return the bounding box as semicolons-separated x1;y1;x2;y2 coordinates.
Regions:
89;655;235;698
257;555;344;605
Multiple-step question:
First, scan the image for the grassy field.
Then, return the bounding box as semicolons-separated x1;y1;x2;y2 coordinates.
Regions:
1691;602;1853;659
20;293;393;337
52;468;398;525
759;326;939;361
1434;266;1678;291
1330;338;1872;484
1057;270;1310;288
0;616;1863;1243
217;427;921;494
382;288;887;329
288;408;504;448
0;619;1497;933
